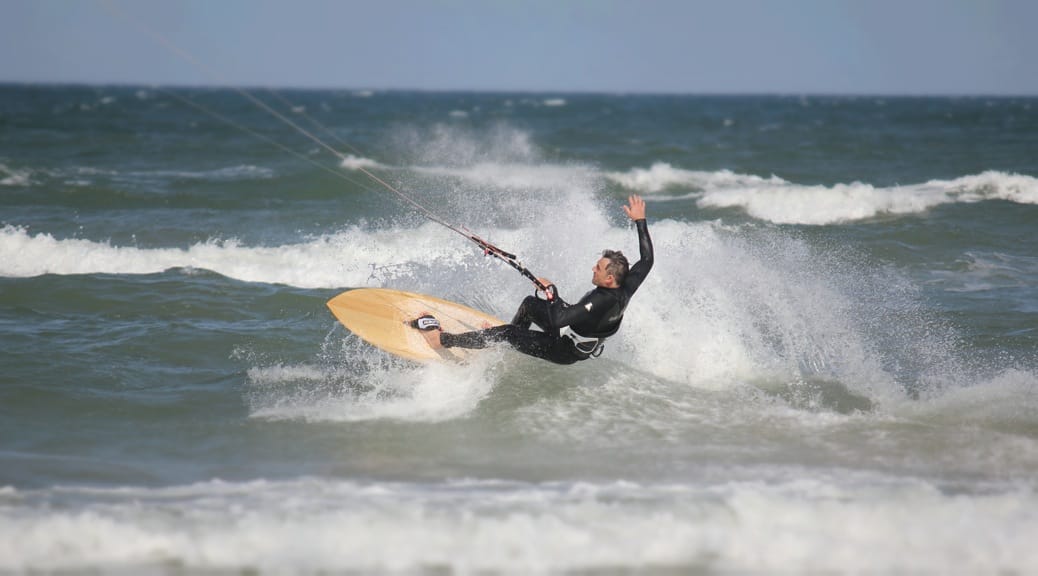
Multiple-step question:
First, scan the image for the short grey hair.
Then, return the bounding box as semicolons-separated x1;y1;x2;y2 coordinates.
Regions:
601;250;629;285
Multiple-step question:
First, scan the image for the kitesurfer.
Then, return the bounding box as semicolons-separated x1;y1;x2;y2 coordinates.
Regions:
411;195;653;364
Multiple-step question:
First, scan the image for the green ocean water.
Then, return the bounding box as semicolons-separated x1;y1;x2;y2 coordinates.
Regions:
1;84;1037;573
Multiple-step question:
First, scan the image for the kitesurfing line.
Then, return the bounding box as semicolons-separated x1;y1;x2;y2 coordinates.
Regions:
263;88;365;157
158;88;374;188
97;0;552;296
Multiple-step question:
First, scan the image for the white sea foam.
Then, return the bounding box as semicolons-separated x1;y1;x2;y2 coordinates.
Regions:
245;363;331;385
246;354;500;423
0;163;34;186
338;154;383;170
390;122;540;167
543;98;567;107
608;219;924;404
606;162;782;193
901;368;1038;426
0;476;1035;573
0;223;468;289
392;123;583;198
609;163;1038;224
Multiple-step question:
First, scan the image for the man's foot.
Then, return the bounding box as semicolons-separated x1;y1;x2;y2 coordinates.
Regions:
420;329;442;349
410;314;443;349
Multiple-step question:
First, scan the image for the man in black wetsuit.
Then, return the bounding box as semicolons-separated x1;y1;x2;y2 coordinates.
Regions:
414;194;653;365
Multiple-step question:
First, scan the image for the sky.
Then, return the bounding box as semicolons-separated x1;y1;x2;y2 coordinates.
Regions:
2;0;1036;95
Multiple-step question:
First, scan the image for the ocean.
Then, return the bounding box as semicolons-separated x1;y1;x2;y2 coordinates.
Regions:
1;84;1036;573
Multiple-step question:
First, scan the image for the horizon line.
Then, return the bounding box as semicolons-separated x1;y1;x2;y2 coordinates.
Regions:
1;80;1035;100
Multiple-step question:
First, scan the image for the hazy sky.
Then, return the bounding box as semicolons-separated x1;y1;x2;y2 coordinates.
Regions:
2;0;1036;95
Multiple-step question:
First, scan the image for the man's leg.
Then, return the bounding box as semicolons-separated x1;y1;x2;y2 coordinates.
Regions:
419;296;581;364
511;295;553;332
440;325;514;349
441;323;575;363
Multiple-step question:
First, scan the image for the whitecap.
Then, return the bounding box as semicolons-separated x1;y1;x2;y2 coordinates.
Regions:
1;477;1035;573
339;154;382;170
608;163;1038;225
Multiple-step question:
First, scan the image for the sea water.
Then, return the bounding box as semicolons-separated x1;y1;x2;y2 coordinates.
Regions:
1;85;1037;573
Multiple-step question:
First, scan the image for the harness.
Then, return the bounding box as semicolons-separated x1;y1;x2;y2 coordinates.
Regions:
559;326;605;358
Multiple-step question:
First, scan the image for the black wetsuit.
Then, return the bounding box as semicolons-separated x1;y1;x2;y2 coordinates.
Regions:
440;219;654;364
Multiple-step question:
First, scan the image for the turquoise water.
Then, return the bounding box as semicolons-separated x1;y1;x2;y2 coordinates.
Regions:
1;85;1037;573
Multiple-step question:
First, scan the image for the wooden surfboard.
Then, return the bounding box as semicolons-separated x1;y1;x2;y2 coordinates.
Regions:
326;288;505;363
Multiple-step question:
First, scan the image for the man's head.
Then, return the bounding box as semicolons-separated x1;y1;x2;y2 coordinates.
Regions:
592;249;629;288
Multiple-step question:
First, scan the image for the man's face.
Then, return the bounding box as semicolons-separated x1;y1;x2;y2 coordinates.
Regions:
592;257;615;288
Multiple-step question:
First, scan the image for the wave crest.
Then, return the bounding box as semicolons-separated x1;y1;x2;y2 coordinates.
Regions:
609;163;1038;225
